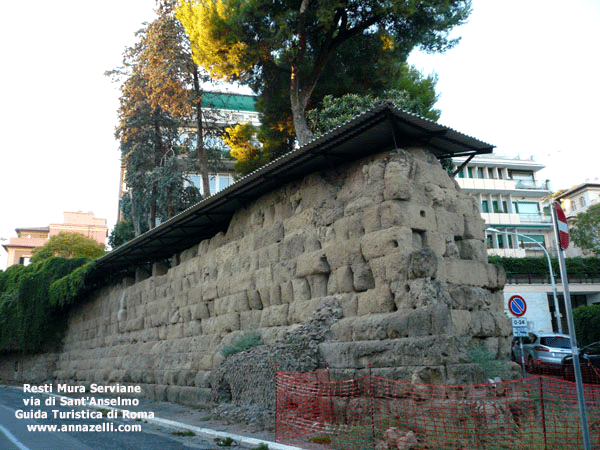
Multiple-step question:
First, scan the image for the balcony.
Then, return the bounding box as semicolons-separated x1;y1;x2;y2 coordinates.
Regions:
514;180;551;190
456;178;551;195
482;212;552;226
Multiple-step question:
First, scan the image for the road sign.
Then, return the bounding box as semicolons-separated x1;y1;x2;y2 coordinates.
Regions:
513;327;528;337
512;318;527;328
508;295;527;317
554;201;570;250
512;318;528;337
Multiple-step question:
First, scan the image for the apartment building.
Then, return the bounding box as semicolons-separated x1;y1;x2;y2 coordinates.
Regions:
2;212;108;267
453;153;553;257
555;181;600;257
117;92;260;220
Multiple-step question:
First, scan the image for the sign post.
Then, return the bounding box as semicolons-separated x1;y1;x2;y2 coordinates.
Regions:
552;201;591;450
512;318;528;377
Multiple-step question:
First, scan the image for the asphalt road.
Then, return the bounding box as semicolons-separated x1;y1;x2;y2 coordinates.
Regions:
0;386;231;450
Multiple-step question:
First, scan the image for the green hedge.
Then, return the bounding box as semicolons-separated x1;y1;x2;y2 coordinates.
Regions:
488;256;600;278
0;257;94;353
573;305;600;347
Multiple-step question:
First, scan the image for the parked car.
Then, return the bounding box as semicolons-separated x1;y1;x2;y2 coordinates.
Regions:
511;332;571;373
561;341;600;383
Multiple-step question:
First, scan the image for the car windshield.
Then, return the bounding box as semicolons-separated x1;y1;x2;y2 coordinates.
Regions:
540;336;570;348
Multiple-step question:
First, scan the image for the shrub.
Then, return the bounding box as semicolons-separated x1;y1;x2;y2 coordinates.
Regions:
573;304;600;347
221;332;263;357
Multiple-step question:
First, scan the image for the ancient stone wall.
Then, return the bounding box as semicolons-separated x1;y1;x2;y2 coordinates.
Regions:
53;147;510;406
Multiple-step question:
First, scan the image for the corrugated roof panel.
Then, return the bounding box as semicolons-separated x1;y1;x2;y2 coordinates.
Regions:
93;103;493;276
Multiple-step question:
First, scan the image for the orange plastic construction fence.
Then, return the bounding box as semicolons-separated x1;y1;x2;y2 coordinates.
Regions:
276;368;600;449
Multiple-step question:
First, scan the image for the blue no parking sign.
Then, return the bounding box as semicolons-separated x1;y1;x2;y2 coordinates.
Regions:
508;295;527;317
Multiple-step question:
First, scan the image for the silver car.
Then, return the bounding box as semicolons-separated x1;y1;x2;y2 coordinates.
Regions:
511;332;572;373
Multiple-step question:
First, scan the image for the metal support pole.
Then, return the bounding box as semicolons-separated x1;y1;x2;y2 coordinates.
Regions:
552;203;591;450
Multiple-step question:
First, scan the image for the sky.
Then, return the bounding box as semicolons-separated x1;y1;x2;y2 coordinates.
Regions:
1;0;599;270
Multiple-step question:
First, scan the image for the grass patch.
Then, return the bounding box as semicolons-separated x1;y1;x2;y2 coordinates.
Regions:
214;436;236;446
221;331;263;357
171;430;195;437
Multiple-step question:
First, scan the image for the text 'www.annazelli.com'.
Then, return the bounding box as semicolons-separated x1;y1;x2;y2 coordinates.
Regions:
26;423;142;433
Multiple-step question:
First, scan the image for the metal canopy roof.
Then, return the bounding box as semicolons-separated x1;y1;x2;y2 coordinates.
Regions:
93;103;494;277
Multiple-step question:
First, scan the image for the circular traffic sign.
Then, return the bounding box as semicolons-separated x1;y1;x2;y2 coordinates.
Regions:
508;295;527;317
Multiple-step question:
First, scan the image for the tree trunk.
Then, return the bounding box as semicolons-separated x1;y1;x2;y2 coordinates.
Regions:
290;63;314;147
129;190;141;237
193;68;210;197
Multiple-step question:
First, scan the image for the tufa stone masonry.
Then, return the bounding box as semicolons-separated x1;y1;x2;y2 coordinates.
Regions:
49;145;510;407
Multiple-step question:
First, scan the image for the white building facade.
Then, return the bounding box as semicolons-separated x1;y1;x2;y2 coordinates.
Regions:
453;153;553;258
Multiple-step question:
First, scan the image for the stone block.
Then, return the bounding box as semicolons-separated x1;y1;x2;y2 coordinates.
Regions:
201;314;240;335
296;250;330;277
190;302;210;320
435;209;464;236
329;266;354;293
323;239;362;269
356;284;394;315
383;159;413;201
352;262;375;292
214;292;250;315
458;239;487;261
407;248;438;279
240;310;262;330
247;290;263;310
260;304;289;327
280;281;293;303
307;274;328;298
360;226;412;261
362;204;382;233
344;196;375;217
280;233;306;261
444;259;488;287
183;320;202;337
448;285;491;311
287;299;322;324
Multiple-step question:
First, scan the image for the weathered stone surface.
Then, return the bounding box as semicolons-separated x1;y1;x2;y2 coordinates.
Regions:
4;145;509;417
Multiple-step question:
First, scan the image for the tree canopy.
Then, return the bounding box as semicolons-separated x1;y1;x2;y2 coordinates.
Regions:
31;232;105;264
570;203;600;256
108;0;223;235
177;0;471;147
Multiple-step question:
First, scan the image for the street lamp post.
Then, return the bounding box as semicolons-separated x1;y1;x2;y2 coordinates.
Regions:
486;228;562;334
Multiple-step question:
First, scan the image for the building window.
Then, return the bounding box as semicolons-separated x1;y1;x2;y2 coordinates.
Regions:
493;200;501;213
477;167;484;178
187;173;233;196
514;202;540;214
481;200;489;213
519;235;545;248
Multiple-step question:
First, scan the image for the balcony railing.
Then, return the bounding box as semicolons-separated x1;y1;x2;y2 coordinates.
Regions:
514;180;551;190
518;213;553;223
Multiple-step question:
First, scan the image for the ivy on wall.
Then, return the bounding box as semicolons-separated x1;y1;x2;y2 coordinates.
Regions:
0;257;95;353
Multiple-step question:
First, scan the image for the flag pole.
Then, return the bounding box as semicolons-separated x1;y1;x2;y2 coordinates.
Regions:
552;201;591;450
